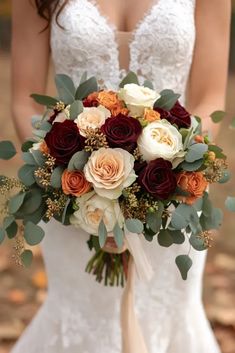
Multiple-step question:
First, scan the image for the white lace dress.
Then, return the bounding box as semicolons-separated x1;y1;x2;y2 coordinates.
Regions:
11;0;221;352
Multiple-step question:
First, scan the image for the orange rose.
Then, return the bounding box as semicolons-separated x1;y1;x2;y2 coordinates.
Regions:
97;91;128;116
40;141;50;155
144;108;161;122
176;171;208;205
83;91;99;107
62;170;91;197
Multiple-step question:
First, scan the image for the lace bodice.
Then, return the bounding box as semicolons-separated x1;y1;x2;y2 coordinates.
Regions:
51;0;196;102
11;2;222;353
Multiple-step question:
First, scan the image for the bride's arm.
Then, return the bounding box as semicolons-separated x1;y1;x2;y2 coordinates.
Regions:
186;0;231;140
11;0;50;142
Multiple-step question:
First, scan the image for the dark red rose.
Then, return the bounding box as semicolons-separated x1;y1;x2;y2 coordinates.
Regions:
82;92;99;107
138;158;177;200
154;107;171;120
134;160;147;174
155;102;191;129
101;114;142;152
169;101;191;128
44;120;85;166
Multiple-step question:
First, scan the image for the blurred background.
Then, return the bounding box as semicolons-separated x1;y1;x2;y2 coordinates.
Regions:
0;1;235;352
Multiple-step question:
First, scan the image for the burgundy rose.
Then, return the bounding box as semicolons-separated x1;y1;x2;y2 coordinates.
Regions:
44;120;85;166
82;92;99;107
138;158;177;200
101;114;142;152
155;102;191;129
169;101;191;128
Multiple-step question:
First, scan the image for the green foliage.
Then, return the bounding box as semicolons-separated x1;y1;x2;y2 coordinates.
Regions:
154;89;180;111
55;74;76;104
50;166;64;188
69;100;83;120
68;151;90;171
218;170;231;184
113;223;124;248
189;235;207;251
180;159;204;172
225;197;235;212
98;219;107;248
210;110;226;123
24;221;45;246
175;255;193;280
125;218;144;234
143;80;154;89
18;164;36;186
185;143;208;163
0;141;16;160
21;141;34;152
15;188;43;217
21;250;33;267
75;77;98;100
8;192;26;214
119;71;139;88
6;221;18;239
30;94;59;107
158;229;174;247
146;202;164;233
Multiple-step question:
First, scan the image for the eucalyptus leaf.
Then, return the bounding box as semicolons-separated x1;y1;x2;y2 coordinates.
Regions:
158;229;174;247
21;141;33;153
225;197;235;212
210;110;226;123
30;94;58;107
18;164;36;186
143;80;154;89
68;151;90;171
98;219;107;248
51;166;64;188
169;230;185;244
6;221;18;239
113;222;124;248
119;71;139;88
208;144;226;159
218;170;231;184
62;198;71;224
154;89;180;111
69;100;83;120
32;129;47;139
8;192;26;214
22;152;37;165
55;74;75;104
15;188;43;216
189;235;207;251
80;71;88;84
0;228;5;244
40;121;52;132
180;159;204;172
31;150;46;166
75;77;98;100
146;202;164;233
171;204;193;230
185;143;208;163
125;218;144;234
175;255;193;280
24;221;45;246
0;141;17;160
21;249;33;267
200;207;223;230
23;204;46;225
3;215;15;229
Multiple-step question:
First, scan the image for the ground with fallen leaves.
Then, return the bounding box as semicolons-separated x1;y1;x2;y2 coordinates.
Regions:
0;52;235;353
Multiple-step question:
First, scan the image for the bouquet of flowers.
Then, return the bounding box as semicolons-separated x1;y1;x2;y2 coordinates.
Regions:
0;72;234;286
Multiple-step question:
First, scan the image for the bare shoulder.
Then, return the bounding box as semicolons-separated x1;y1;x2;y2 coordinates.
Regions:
195;0;231;27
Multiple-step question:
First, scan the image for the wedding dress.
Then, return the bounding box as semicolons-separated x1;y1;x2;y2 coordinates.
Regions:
11;0;221;352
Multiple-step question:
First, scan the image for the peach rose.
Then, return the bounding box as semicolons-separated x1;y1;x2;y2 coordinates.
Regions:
97;91;128;116
62;170;91;197
176;171;208;205
144;108;161;122
74;105;111;137
84;147;136;199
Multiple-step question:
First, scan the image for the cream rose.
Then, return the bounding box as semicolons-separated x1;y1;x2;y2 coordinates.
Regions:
75;105;111;137
138;119;185;166
70;191;123;235
84;147;136;199
118;83;160;117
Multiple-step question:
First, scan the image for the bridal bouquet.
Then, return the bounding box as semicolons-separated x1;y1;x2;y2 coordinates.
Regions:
0;72;234;285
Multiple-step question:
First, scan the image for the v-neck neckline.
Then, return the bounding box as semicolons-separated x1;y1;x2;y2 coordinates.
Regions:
88;0;162;35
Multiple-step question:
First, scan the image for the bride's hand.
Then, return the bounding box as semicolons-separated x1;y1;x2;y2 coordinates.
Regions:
102;237;128;254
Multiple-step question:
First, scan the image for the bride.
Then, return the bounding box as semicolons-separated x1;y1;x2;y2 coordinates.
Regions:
11;0;231;352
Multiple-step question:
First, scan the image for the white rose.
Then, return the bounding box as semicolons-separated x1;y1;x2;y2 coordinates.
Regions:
138;119;185;165
84;147;136;199
74;105;111;137
70;191;123;235
118;83;160;117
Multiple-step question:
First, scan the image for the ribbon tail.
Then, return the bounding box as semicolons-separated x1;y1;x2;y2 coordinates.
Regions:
121;256;149;353
125;230;154;281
